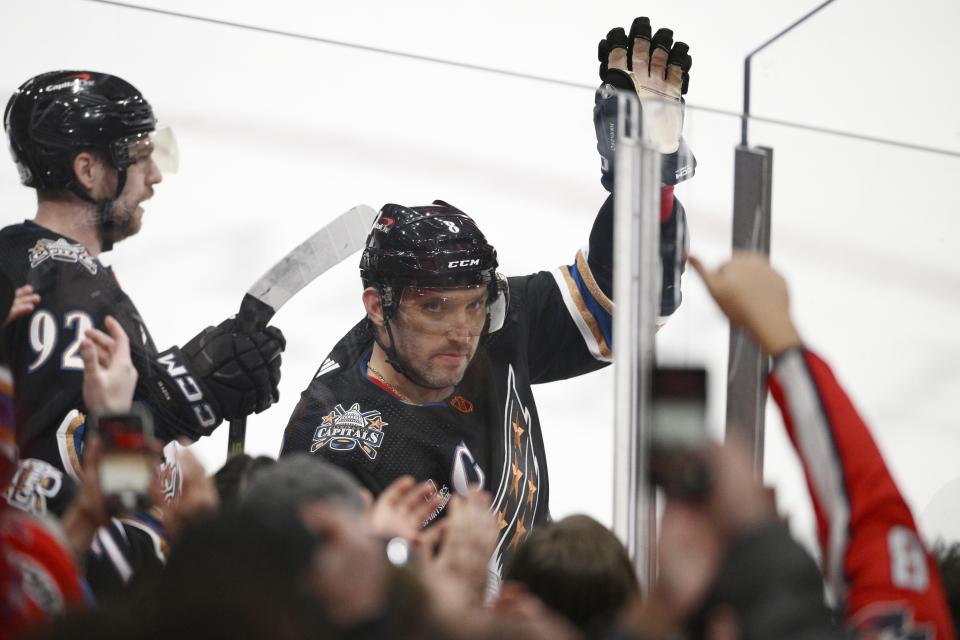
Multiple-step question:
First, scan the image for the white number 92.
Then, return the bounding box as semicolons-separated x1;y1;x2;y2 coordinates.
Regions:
27;309;94;372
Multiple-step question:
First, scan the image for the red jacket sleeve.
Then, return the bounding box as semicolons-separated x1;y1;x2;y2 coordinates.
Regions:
769;347;954;640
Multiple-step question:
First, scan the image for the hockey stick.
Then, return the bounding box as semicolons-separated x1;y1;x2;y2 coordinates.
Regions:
227;204;376;457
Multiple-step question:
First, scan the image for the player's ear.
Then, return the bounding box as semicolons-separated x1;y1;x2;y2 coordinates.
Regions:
362;287;385;328
72;151;108;197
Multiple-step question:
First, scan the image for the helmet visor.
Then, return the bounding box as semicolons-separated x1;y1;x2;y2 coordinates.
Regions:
395;283;503;338
119;125;178;174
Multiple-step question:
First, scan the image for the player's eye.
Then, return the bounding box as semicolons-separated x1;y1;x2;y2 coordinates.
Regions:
421;299;444;313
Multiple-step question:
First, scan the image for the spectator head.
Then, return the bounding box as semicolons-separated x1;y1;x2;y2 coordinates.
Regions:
213;453;275;507
503;514;639;637
154;506;330;640
241;453;366;515
241;454;392;631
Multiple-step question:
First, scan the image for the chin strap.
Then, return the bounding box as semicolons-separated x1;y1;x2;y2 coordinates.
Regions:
65;165;128;253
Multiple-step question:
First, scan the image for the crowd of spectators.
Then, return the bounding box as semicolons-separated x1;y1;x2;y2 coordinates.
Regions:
2;253;957;639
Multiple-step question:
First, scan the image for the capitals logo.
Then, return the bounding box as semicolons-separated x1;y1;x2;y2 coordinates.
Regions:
311;403;386;460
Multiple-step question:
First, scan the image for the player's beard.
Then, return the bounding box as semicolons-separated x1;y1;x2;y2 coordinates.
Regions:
95;198;142;245
392;329;477;390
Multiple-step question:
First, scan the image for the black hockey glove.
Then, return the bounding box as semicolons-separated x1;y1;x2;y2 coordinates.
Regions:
594;17;696;191
180;318;285;421
148;319;285;438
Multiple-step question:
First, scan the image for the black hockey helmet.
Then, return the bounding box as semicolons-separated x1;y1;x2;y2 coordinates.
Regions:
3;70;158;197
360;200;507;332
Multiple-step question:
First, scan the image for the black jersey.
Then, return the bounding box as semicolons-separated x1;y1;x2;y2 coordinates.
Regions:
281;256;614;576
0;221;205;478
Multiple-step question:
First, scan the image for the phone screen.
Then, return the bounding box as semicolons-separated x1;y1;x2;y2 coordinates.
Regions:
649;367;711;499
95;411;154;512
651;368;707;450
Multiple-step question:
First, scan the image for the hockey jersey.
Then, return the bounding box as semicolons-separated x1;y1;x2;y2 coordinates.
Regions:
280;257;614;577
0;221;210;479
770;348;955;640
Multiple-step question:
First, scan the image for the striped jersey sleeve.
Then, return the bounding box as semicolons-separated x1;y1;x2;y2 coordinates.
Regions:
769;348;954;640
551;248;614;363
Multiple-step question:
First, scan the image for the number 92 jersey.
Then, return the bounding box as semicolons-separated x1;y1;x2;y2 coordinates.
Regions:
0;221;159;477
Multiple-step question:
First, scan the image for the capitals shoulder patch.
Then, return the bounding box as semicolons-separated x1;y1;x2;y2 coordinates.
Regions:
29;238;98;275
311;403;386;460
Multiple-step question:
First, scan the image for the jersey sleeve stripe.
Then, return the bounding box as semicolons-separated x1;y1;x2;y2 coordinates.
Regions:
769;348;851;601
95;526;133;584
55;410;84;482
575;249;613;314
552;260;613;363
119;516;170;563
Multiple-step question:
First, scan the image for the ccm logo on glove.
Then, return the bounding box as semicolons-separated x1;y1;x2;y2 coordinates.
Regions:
156;351;219;429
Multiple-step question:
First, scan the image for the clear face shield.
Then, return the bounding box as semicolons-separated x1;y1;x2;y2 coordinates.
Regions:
394;275;508;337
113;125;179;175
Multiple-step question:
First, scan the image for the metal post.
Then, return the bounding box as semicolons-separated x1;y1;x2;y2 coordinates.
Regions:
612;92;661;589
725;145;773;474
741;0;838;147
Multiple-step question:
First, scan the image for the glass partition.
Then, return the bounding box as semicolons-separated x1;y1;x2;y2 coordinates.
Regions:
657;98;960;554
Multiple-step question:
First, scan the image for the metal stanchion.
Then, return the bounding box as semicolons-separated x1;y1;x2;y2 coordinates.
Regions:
611;92;661;589
725;146;773;474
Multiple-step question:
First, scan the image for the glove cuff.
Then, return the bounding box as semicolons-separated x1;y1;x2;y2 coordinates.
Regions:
152;347;223;436
593;81;696;191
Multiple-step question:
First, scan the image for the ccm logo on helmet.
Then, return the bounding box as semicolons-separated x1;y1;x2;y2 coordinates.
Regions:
448;259;480;269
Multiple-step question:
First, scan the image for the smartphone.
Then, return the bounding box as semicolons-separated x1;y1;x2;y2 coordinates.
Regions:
649;367;712;499
92;405;155;514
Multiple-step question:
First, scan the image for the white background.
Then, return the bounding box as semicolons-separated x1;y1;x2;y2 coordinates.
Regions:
2;0;959;554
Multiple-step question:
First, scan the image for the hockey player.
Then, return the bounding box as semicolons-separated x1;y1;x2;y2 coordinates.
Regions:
280;17;695;577
0;70;286;480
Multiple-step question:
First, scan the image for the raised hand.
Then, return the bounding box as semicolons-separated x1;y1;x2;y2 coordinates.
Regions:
60;434;109;558
4;284;40;325
689;253;803;356
80;315;138;415
368;475;444;541
598;17;692;152
420;489;498;614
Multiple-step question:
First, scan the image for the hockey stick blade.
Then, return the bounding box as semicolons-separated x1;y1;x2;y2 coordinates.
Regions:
228;204;376;457
236;204;376;332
